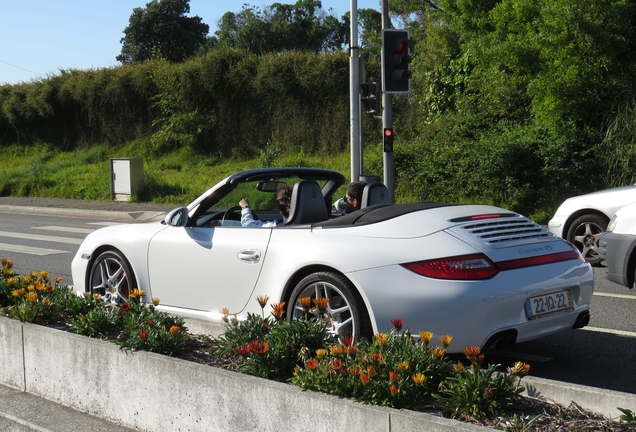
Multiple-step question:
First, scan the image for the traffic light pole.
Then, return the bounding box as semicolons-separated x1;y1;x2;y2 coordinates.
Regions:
349;0;361;183
381;0;394;202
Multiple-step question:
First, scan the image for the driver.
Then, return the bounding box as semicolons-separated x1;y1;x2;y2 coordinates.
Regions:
239;185;292;227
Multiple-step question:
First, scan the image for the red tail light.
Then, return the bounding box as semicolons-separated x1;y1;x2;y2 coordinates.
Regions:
403;248;583;280
403;254;498;280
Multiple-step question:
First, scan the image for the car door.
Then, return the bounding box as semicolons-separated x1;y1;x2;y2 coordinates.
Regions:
146;224;272;314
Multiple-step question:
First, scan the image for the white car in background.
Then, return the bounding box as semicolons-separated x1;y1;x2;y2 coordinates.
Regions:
548;185;636;265
599;202;636;288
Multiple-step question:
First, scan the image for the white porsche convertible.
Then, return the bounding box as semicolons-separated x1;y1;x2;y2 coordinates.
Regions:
72;167;594;353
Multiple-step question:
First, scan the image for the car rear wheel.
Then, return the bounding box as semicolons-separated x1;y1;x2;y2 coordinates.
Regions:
88;250;136;304
566;214;608;266
287;272;370;343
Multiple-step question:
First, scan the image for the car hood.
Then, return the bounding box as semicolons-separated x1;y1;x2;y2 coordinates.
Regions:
554;184;636;218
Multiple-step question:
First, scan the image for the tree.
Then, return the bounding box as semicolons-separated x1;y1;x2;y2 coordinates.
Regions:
117;0;209;64
214;0;346;54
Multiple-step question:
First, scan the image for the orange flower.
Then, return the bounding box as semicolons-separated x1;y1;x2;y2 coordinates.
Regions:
256;295;270;308
389;385;399;396
248;340;269;355
419;331;433;345
431;346;446;358
169;326;180;337
297;296;312;309
359;373;370;385
463;346;485;363
340;335;353;346
453;361;465;374
411;373;425;385
349;366;362;376
42;299;51;307
366;365;377;377
389;369;399;382
270;302;286;319
27;292;38;303
235;345;251;356
305;358;319;371
220;307;230;320
54;277;63;284
346;345;358;357
369;352;383;363
138;330;149;341
312;297;329;311
330;358;343;371
398;360;409;371
438;334;452;348
375;333;387;346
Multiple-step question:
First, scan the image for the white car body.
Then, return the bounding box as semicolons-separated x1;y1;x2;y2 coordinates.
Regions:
548;185;636;265
72;168;594;353
599;202;636;288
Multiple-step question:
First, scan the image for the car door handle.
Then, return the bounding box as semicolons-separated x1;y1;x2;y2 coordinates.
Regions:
237;250;261;264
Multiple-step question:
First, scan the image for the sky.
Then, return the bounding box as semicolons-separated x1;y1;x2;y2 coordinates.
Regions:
1;0;380;85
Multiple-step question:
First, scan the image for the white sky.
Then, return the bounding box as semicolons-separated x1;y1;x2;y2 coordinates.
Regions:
0;0;380;85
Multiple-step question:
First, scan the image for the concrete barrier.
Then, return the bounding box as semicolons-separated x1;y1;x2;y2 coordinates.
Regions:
1;316;634;431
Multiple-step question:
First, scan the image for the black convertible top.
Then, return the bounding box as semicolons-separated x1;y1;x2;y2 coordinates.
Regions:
315;202;457;228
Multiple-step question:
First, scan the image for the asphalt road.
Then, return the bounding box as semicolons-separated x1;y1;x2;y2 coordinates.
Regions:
0;198;634;395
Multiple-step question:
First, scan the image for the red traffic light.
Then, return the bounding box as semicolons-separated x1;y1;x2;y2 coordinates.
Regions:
384;128;394;138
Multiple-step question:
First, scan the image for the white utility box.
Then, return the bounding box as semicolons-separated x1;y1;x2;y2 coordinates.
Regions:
110;158;144;201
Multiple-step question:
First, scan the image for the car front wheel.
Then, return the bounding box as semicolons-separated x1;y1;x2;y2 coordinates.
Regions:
566;214;608;266
88;250;136;303
287;272;370;343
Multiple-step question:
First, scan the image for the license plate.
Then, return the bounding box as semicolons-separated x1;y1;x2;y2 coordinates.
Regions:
525;290;573;320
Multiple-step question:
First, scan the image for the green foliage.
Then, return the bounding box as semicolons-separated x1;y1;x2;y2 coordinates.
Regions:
434;349;529;420
618;407;636;423
117;0;209;64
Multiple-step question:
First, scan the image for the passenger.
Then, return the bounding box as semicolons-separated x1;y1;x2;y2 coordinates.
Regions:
239;185;292;227
344;181;367;214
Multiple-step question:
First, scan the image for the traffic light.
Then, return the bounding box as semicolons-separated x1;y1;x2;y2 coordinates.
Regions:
383;128;394;152
360;82;378;114
382;29;412;94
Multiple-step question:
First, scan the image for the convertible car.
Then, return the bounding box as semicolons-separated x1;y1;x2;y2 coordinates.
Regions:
72;167;594;353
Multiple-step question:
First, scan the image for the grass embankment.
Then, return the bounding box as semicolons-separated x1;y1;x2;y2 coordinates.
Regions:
0;142;411;205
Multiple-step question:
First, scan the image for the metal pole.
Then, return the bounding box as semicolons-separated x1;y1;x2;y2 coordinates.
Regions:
350;0;361;183
381;0;394;202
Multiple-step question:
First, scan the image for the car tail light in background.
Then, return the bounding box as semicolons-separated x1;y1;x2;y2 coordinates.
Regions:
403;248;584;280
403;254;498;280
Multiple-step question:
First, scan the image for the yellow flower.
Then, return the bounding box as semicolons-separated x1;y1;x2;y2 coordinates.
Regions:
152;297;160;306
453;361;464;374
93;294;102;302
83;292;91;298
7;277;16;286
510;361;531;377
411;373;426;385
27;292;38;303
42;299;51;307
375;333;387;346
27;285;35;292
129;288;145;299
329;345;345;356
11;289;22;298
315;349;328;358
398;360;409;371
39;271;49;281
431;346;445;358
419;331;433;345
21;275;31;284
438;334;452;348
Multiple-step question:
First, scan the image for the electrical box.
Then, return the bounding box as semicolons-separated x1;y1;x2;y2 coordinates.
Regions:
110;158;144;201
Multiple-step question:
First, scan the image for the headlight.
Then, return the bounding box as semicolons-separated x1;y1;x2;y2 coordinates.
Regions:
607;214;618;232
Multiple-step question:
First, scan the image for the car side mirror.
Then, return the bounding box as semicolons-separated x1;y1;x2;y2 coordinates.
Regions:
164;207;189;227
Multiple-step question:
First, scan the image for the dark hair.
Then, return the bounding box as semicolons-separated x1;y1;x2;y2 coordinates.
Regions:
276;185;293;218
347;181;367;202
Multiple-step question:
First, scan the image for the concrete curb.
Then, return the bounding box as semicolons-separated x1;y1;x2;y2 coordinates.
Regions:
0;205;167;222
0;317;634;432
